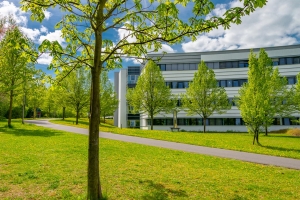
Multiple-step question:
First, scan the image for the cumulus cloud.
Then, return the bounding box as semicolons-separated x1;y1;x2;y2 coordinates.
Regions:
182;0;300;52
37;53;53;65
0;1;27;25
38;30;65;44
20;27;41;41
40;25;48;33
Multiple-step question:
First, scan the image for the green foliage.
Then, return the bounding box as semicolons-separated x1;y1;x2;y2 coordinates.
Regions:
126;60;172;130
181;61;231;133
100;71;118;119
237;49;289;144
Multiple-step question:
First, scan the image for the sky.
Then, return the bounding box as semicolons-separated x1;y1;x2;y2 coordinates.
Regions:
1;0;300;82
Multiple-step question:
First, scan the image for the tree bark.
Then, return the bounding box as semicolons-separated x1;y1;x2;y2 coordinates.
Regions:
87;66;102;200
33;107;36;119
62;107;66;120
8;89;13;128
265;126;268;136
203;117;206;133
22;93;25;124
150;113;153;130
76;104;79;125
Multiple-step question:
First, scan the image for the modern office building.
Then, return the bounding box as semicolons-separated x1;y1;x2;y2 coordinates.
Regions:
114;45;300;132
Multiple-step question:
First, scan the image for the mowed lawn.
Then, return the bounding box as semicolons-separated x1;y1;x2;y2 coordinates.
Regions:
0;120;300;199
51;118;300;159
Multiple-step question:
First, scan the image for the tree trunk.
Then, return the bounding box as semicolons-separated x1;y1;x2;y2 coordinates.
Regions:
33;107;36;119
62;107;66;120
87;66;102;200
150;113;153;130
8;89;13;128
76;104;79;125
22;93;25;124
265;126;268;136
203;117;206;133
103;114;106;123
253;131;256;145
48;105;51;118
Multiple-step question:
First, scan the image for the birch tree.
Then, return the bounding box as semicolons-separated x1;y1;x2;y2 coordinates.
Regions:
181;61;231;133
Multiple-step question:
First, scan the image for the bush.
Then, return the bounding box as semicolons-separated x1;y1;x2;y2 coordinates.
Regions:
286;128;300;137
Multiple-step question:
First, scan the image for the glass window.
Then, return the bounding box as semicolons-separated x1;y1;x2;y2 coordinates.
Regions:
220;62;226;69
166;64;172;71
213;62;220;69
224;118;235;125
160;64;166;71
216;118;223;125
171;82;177;88
235;118;241;125
178;64;184;70
279;58;286;65
184;64;190;70
293;57;300;64
273;61;279;66
184;82;189;88
220;80;226;87
206;62;214;69
227;80;232;87
190;63;197;70
232;61;238;68
233;80;239;87
286;57;293;65
209;118;216;125
166;82;171;88
178;82;184;88
171;64;177;71
178;119;184;126
226;62;232;68
288;77;295;85
283;118;290;125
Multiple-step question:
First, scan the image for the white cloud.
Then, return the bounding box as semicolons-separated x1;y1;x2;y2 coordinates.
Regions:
38;30;65;44
37;53;53;65
43;10;51;20
182;0;300;52
0;1;27;25
20;27;41;41
40;25;48;33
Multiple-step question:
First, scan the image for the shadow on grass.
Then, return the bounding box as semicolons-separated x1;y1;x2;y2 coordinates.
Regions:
0;126;62;137
139;180;188;200
261;144;300;154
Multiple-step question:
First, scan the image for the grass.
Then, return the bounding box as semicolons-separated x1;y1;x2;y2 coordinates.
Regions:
1;120;300;199
50;118;300;159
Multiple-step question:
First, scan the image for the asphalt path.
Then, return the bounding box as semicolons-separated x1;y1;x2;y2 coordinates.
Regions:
26;119;300;170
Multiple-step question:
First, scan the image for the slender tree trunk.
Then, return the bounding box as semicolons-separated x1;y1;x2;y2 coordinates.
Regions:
265;126;268;136
33;107;36;119
103;114;106;123
87;66;102;200
150;113;153;130
203;117;206;133
76;105;79;125
48;105;51;118
22;93;25;124
253;130;256;145
62;107;65;120
8;89;13;128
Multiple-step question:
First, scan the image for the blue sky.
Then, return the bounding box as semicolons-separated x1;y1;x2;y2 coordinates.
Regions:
1;0;300;82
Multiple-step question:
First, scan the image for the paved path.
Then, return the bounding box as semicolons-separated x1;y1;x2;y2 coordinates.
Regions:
26;120;300;170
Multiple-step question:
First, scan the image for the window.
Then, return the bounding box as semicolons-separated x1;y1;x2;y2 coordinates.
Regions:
232;61;238;68
286;57;293;65
184;82;189;88
233;80;239;87
209;119;216;125
288;77;295;85
279;58;286;65
166;82;171;88
190;63;197;70
178;82;184;88
171;64;178;71
213;62;220;69
220;80;226;87
160;64;166;71
227;80;232;87
216;118;223;125
171;82;177;88
220;62;226;69
166;64;172;71
294;57;300;64
178;64;184;70
184;64;190;70
239;61;248;68
206;62;214;69
235;118;241;125
226;62;232;68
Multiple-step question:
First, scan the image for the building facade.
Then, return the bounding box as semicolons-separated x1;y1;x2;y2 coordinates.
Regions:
114;45;300;132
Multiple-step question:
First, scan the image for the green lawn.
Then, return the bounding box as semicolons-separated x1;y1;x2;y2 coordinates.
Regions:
50;118;300;160
1;120;300;199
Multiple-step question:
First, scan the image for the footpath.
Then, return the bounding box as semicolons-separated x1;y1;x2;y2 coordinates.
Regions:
26;119;300;170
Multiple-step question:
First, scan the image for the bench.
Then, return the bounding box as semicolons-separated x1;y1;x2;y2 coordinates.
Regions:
170;127;180;132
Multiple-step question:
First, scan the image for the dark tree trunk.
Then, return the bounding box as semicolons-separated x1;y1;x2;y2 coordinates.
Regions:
203;117;206;133
265;126;268;136
103;113;106;123
150;113;153;130
8;89;13;128
22;93;25;124
76;104;79;125
33;107;36;119
62;107;66;120
87;66;102;200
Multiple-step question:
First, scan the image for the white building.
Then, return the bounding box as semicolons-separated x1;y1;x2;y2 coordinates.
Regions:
114;45;300;132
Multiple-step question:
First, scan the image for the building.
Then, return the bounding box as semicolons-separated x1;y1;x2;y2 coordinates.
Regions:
114;45;300;132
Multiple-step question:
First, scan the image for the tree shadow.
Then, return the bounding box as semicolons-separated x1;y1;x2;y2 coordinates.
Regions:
0;126;62;137
139;180;188;200
260;144;300;154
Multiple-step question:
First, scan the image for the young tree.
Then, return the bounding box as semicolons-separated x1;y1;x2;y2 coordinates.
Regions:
127;60;173;130
59;68;90;125
181;61;231;133
237;49;289;144
100;71;118;123
21;0;267;198
27;75;46;118
0;25;37;127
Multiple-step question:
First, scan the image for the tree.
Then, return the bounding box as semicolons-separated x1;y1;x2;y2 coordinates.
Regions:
0;23;37;127
181;61;231;133
21;0;267;198
100;71;118;123
237;49;289;144
127;60;173;130
27;75;46;118
59;68;90;125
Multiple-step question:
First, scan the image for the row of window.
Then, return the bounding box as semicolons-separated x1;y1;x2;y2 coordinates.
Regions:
164;76;297;89
158;56;300;71
147;118;299;126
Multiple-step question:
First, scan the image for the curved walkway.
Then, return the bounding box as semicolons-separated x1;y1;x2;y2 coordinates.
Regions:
26;120;300;170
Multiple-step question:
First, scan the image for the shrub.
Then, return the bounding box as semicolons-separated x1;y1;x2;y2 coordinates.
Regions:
286;128;300;137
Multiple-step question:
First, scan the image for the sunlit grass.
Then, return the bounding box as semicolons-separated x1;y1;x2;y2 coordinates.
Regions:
51;118;300;159
1;120;300;199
